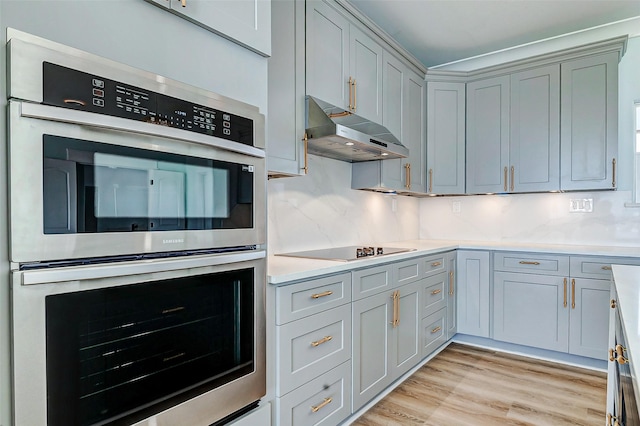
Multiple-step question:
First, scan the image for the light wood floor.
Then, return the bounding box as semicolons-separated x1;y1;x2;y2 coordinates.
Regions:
352;343;607;426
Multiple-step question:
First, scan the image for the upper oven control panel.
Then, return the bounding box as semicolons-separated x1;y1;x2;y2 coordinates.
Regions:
42;62;254;146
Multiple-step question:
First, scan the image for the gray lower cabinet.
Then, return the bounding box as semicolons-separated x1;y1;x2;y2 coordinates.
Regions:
560;51;619;191
422;308;447;356
447;252;457;340
568;278;610;359
456;250;491;337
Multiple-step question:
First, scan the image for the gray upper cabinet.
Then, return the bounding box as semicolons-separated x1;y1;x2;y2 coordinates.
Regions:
560;52;618;191
402;70;427;193
426;81;466;194
466;75;510;194
267;0;306;177
382;51;404;143
145;0;271;57
349;25;383;123
510;65;560;192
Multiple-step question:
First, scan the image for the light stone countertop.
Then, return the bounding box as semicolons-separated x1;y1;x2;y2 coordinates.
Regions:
268;239;640;284
612;265;640;417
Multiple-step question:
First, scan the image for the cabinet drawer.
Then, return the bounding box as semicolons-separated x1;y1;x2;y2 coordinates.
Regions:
276;273;352;325
422;308;447;357
494;252;569;276
353;264;393;300
395;258;421;285
570;256;640;280
277;304;352;396
277;361;351;426
422;272;447;317
421;253;447;277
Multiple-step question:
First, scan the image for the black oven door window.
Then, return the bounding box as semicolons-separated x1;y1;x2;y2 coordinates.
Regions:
46;268;255;426
43;135;253;234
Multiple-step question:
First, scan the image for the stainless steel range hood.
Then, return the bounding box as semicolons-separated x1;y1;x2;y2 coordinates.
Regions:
305;96;409;162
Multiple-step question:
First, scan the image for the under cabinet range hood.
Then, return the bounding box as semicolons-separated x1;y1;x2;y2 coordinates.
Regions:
305;96;409;162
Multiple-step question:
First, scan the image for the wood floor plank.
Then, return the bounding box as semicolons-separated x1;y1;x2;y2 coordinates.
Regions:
352;343;607;426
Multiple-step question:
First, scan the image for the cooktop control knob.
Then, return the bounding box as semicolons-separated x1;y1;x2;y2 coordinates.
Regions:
376;247;383;255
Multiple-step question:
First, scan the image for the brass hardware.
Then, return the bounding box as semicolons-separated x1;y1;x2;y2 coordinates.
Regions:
311;397;332;413
504;167;508;192
510;166;514;191
428;168;433;193
328;111;353;118
431;326;442;334
311;335;333;347
431;261;442;267
311;290;333;299
617;355;629;365
348;76;353;110
404;163;411;189
616;344;627;357
302;133;309;174
563;278;567;308
607;413;621;426
353;79;357;111
519;261;540;265
390;290;400;328
571;279;575;309
609;348;615;362
162;306;185;314
612;158;616;188
602;265;612;271
431;289;442;295
611;299;617;309
449;271;454;296
181;0;186;6
163;352;185;362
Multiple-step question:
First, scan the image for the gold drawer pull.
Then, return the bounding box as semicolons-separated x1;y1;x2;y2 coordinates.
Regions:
602;265;612;271
611;299;617;309
431;261;442;267
431;289;442;295
616;344;627;357
311;336;333;347
311;290;333;299
311;397;333;413
563;278;567;308
519;261;540;265
449;271;454;296
609;348;615;362
617;355;629;365
571;279;576;309
431;326;442;334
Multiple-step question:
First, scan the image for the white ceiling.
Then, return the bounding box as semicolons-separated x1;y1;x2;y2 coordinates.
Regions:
347;0;640;68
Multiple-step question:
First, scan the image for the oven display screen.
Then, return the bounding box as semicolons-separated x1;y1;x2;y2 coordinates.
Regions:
42;62;254;146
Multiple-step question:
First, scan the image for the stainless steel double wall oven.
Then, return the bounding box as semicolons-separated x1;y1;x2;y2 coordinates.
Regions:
7;29;266;426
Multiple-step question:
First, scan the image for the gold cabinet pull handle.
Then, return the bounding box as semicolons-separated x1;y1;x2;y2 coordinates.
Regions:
431;289;442;295
390;290;400;327
612;158;617;188
611;299;617;309
617;355;629;365
563;278;568;308
519;261;540;265
431;261;442;267
311;397;332;413
510;165;515;191
311;335;333;347
404;163;411;189
302;133;309;174
571;278;576;309
609;348;615;362
311;290;333;299
428;168;433;193
504;167;508;192
353;79;357;111
616;344;627;357
181;0;186;6
431;326;442;334
449;271;454;296
348;77;353;110
602;265;612;271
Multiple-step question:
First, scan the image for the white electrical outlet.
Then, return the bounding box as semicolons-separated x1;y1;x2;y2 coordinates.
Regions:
452;201;461;213
569;198;593;212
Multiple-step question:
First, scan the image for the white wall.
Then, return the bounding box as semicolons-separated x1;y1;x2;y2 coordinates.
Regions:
420;36;640;246
267;154;420;254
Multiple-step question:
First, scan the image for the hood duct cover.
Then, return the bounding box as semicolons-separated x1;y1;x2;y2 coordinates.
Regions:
304;96;409;162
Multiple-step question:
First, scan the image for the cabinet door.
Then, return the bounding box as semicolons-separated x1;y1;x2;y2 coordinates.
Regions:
166;0;271;56
427;81;466;194
561;52;618;190
382;51;404;142
390;282;421;380
349;25;383;123
267;0;306;176
568;278;610;359
352;291;392;411
494;272;569;352
401;70;427;193
510;64;560;192
306;0;349;110
447;253;457;340
466;75;510;194
456;250;490;337
606;285;618;419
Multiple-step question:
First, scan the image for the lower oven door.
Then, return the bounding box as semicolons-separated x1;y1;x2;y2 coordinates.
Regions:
11;250;266;426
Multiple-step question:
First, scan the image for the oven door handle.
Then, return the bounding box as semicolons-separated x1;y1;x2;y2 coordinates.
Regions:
17;101;265;159
20;250;266;285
